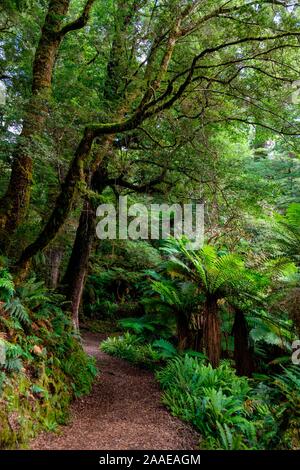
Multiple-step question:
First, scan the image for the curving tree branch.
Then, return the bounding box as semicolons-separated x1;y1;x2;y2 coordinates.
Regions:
58;0;96;37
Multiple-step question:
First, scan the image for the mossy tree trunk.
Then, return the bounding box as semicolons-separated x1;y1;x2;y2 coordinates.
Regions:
0;0;70;247
16;0;184;267
61;2;142;330
62;165;109;331
18;128;95;269
0;0;95;249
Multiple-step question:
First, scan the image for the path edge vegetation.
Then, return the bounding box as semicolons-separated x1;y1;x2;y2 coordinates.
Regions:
0;270;97;449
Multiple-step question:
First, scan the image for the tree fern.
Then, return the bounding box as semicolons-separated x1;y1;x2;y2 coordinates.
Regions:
274;366;300;404
118;314;173;340
275;203;300;265
159;238;266;367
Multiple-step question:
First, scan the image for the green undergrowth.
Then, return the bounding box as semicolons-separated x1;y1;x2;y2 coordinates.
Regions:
0;270;97;449
81;319;119;335
100;333;162;370
101;333;300;450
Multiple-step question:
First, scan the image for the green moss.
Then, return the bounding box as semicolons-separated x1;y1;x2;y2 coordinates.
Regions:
0;365;71;449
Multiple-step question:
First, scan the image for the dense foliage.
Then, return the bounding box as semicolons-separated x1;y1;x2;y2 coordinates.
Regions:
101;334;300;449
157;357;300;450
0;266;96;448
0;0;300;452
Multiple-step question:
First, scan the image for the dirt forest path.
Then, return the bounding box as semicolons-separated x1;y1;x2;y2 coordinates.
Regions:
31;332;199;450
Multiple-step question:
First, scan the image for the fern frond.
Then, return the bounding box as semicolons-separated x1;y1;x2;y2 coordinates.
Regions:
0;269;14;302
5;298;31;325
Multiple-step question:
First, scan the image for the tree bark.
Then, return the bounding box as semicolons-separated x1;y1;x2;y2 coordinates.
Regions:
63;199;95;331
203;298;221;368
233;308;254;377
191;312;204;353
47;247;64;288
176;313;191;352
61;165;109;331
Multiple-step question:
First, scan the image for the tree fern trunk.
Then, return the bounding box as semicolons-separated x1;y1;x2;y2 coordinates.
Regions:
191;311;204;352
203;298;221;368
177;313;191;351
233;308;254;377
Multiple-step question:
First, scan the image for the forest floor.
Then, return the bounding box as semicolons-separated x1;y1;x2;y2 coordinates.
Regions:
31;332;199;450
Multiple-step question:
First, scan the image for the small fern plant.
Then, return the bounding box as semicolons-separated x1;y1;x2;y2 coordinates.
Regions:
0;268;14;302
5;298;31;325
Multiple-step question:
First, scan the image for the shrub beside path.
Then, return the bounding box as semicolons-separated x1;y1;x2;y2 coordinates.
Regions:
31;332;199;450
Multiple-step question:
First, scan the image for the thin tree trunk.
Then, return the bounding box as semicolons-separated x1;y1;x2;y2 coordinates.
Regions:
62;165;109;331
63;200;95;331
47;248;63;288
203;298;221;368
233;309;254;377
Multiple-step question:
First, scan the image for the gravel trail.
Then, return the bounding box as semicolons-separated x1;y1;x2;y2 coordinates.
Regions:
31;332;199;450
